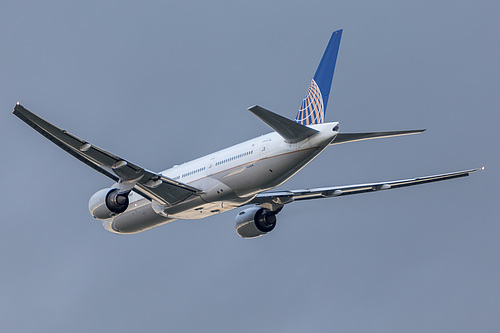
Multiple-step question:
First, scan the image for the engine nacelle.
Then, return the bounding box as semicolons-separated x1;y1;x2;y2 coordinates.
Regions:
235;206;277;239
89;188;130;220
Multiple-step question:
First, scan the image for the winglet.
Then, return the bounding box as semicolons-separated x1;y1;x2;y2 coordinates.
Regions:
249;105;318;143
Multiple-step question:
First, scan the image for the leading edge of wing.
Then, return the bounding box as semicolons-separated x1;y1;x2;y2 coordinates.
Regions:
13;103;202;206
250;168;483;210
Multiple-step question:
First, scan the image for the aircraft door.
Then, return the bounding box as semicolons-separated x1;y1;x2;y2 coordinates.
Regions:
207;157;216;176
260;139;269;159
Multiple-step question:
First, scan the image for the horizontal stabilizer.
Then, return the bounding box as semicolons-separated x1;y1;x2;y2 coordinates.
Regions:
331;129;425;145
248;105;318;143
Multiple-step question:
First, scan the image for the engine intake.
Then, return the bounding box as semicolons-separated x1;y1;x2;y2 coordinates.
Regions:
89;188;130;220
235;206;277;239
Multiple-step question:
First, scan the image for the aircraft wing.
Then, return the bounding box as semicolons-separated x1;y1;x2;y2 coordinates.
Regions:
250;168;482;211
13;103;202;206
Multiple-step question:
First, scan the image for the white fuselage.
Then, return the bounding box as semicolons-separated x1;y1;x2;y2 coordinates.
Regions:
103;122;339;234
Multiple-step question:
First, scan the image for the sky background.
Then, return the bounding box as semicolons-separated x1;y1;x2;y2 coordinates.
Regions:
1;1;499;332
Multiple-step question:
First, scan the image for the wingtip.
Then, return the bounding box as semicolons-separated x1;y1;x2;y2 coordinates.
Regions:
13;102;22;113
469;166;485;174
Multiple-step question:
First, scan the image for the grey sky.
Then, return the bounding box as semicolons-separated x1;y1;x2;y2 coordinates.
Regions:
1;1;499;332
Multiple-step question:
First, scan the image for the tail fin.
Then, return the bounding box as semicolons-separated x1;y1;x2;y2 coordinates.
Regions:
295;29;342;125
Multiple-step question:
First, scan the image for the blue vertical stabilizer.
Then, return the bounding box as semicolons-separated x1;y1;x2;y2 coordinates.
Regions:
296;30;342;125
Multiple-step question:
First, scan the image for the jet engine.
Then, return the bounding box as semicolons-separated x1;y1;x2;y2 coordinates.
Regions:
88;188;130;220
235;206;277;239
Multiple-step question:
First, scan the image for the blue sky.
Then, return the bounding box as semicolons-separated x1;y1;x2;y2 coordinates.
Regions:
1;1;499;332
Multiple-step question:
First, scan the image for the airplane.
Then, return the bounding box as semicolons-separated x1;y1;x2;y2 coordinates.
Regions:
13;30;481;238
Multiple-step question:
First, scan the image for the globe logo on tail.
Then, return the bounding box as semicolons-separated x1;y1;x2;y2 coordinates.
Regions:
295;79;324;125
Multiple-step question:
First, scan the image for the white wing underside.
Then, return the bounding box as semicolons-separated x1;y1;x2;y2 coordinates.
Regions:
250;168;481;211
